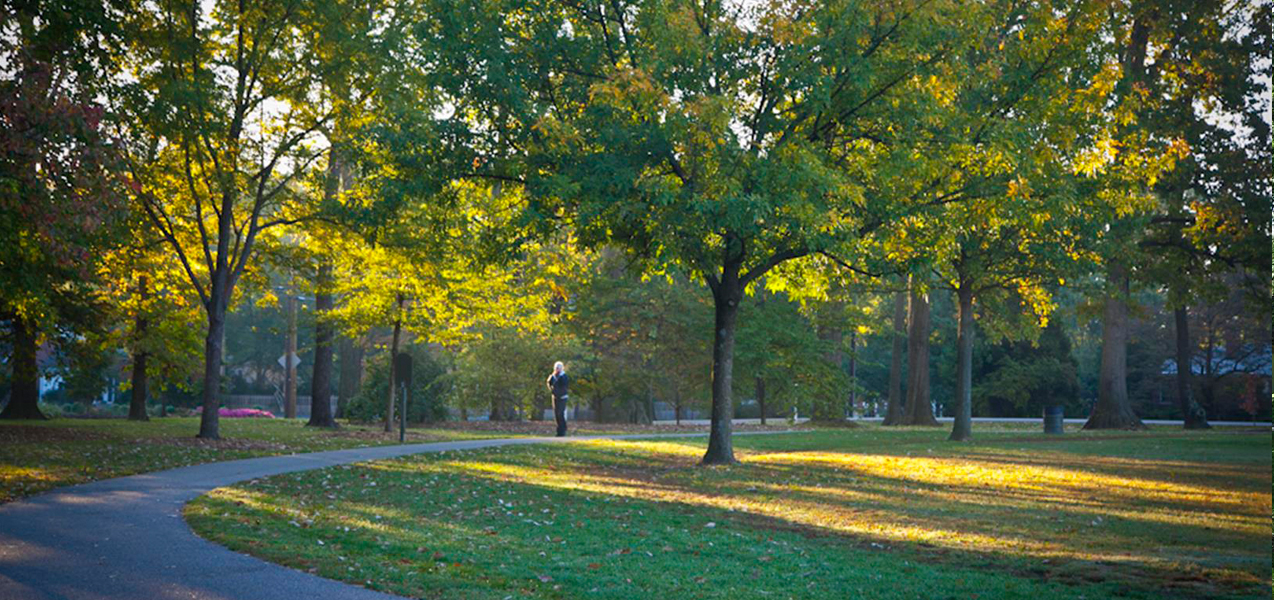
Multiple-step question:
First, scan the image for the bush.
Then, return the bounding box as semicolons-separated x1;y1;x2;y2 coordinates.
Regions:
146;403;178;418
36;401;131;418
345;345;449;424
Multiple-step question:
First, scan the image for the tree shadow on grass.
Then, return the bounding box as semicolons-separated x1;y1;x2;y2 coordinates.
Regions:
412;439;1269;600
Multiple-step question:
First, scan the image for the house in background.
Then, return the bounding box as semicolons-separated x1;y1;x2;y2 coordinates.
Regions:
1161;344;1272;421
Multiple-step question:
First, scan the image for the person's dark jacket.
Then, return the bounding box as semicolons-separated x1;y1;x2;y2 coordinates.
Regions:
548;372;570;398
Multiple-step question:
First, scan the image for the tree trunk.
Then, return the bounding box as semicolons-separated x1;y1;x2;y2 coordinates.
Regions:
385;294;404;432
0;317;45;420
197;309;225;439
1174;306;1210;429
129;351;149;421
489;394;517;421
847;330;857;419
1084;264;1145;429
702;265;742;465
307;262;338;428
901;279;938;426
128;275;150;421
284;292;298;419
674;387;682;426
755;376;766;426
336;335;363;419
949;287;974;441
882;288;907;425
814;324;844;421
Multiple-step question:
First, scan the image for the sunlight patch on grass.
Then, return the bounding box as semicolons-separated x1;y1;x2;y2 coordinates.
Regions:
424;437;1268;585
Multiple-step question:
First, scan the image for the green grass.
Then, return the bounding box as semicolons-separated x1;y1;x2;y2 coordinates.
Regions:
0;416;800;503
186;425;1271;600
0;417;520;503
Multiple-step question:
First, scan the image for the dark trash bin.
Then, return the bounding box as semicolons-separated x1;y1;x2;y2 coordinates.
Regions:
1043;406;1064;435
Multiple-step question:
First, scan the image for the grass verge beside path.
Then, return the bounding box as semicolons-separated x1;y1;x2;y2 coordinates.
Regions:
0;417;502;503
187;425;1270;600
0;417;797;504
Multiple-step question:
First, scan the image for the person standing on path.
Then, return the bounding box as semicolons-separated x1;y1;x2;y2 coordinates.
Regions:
547;361;570;437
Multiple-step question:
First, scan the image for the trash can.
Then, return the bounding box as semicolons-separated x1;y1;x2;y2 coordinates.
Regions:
1043;406;1064;435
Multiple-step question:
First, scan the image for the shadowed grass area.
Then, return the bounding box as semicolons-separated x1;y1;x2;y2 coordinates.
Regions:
187;426;1270;599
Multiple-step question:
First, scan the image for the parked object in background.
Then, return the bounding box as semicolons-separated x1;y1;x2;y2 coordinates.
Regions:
1044;406;1064;435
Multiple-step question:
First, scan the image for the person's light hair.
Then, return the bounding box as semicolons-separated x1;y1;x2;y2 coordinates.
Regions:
554;361;565;373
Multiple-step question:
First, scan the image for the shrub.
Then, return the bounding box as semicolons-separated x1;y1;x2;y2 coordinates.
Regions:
346;345;449;424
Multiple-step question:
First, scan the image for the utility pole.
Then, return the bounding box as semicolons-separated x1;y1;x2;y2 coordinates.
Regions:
285;291;298;419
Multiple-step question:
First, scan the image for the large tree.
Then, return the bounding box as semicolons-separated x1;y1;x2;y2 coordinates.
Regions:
121;0;367;438
431;0;1085;463
1082;0;1266;429
0;0;127;419
1138;0;1270;428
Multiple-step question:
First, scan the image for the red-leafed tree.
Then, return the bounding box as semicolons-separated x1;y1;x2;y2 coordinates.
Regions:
0;2;127;419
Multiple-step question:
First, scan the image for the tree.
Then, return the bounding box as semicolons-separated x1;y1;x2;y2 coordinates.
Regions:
899;277;939;426
1181;278;1271;420
0;1;127;419
434;0;1076;463
882;286;908;425
1076;0;1240;430
735;288;838;425
122;0;360;437
569;251;710;423
98;235;205;420
1137;0;1270;429
973;319;1081;418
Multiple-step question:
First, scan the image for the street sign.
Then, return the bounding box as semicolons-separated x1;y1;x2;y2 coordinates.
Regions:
277;352;301;369
393;353;412;389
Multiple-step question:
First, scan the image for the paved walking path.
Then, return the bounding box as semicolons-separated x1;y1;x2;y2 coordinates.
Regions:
0;433;748;600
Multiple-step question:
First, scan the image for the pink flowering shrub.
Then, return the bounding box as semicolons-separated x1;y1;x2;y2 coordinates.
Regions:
193;407;276;418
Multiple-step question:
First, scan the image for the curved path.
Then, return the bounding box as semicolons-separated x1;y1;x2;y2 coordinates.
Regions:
0;433;740;600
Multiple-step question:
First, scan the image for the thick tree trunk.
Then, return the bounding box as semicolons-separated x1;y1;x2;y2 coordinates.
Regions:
1084;264;1145;429
307;263;338;428
702;268;742;465
949;287;974;441
129;350;149;421
284;293;298;419
882;289;907;425
901;279;938;426
0;318;45;420
385;295;404;433
197;310;225;438
129;276;150;421
755;376;766;425
335;335;363;419
1174;306;1210;429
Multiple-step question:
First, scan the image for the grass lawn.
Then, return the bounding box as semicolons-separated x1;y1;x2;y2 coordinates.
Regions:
0;417;511;503
186;425;1270;600
0;416;796;504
